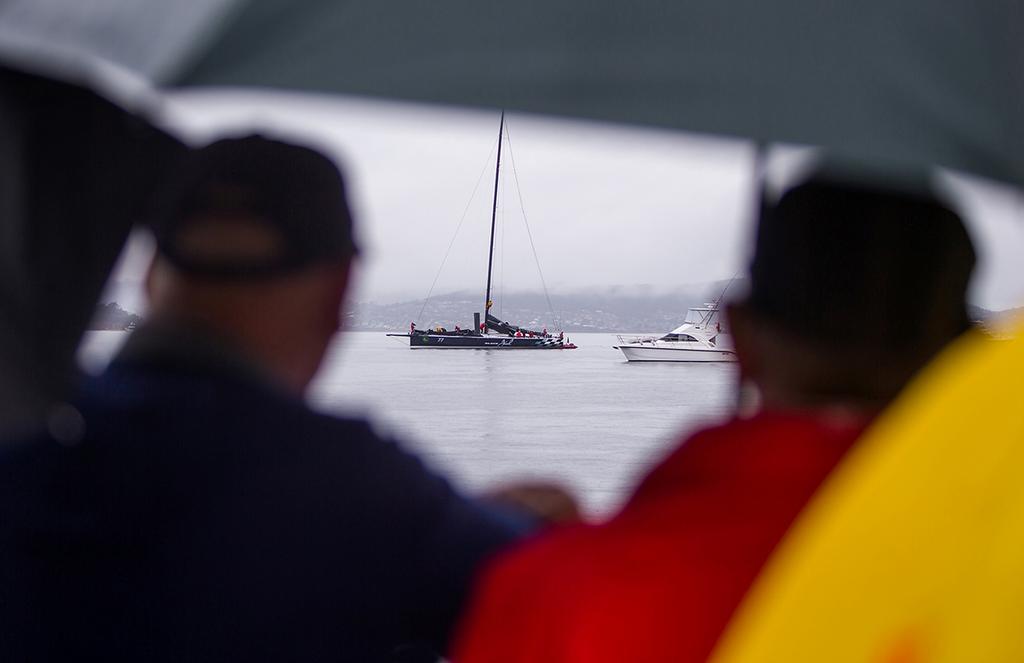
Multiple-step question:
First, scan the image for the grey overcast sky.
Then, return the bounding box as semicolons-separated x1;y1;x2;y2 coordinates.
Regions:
106;91;1024;311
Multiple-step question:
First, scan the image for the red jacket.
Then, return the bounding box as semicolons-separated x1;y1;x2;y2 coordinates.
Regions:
454;411;866;663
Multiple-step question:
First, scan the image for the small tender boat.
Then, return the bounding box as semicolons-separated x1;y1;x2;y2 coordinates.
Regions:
613;304;737;362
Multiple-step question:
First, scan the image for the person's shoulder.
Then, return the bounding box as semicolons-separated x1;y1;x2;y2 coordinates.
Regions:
669;414;796;453
291;409;469;509
80;365;415;465
79;360;276;414
453;522;646;662
688;411;865;446
654;411;865;477
292;408;420;462
297;407;381;440
470;523;600;604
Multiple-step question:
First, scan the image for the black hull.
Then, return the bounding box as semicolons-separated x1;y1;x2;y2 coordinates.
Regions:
407;334;569;349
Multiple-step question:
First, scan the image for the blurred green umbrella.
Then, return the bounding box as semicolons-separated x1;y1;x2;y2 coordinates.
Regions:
0;66;183;437
1;0;1022;186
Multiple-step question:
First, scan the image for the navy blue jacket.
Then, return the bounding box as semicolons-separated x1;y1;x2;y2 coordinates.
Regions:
0;329;524;662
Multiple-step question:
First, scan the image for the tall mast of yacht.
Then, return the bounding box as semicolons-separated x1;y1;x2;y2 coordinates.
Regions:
482;110;505;335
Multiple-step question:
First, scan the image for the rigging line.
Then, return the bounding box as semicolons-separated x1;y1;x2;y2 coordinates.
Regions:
705;272;741;327
417;139;499;324
499;145;506;319
503;121;559;329
711;272;741;310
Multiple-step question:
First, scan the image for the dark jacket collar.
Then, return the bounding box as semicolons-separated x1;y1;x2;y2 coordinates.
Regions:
113;318;283;393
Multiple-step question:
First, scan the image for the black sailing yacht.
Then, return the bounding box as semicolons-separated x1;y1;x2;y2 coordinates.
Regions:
388;112;576;350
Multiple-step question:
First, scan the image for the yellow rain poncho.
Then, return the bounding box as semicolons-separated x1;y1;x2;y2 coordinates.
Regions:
712;321;1024;662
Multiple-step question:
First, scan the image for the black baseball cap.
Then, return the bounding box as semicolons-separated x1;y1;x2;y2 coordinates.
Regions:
747;174;976;352
149;135;358;278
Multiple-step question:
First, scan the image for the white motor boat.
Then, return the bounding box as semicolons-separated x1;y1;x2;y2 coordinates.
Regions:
613;304;737;363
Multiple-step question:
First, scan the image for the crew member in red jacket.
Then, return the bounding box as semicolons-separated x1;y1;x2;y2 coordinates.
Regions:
453;174;977;663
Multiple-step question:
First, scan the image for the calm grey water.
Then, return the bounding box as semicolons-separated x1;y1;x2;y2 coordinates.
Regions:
80;331;737;517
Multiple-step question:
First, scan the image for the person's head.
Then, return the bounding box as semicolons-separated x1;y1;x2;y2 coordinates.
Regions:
728;174;976;414
146;135;358;394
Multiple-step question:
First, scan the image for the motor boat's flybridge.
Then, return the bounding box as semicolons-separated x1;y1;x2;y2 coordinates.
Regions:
613;304;737;362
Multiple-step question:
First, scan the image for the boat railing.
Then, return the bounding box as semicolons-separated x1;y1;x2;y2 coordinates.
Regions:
616;334;658;345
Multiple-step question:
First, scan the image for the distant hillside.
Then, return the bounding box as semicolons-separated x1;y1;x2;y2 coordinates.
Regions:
349;280;741;333
89;302;142;331
350;285;1018;334
968;305;991;322
970;304;1022;322
89;291;1015;335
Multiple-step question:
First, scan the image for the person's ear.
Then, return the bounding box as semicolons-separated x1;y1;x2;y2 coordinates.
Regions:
144;256;162;304
327;257;354;332
727;301;765;415
726;301;759;384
